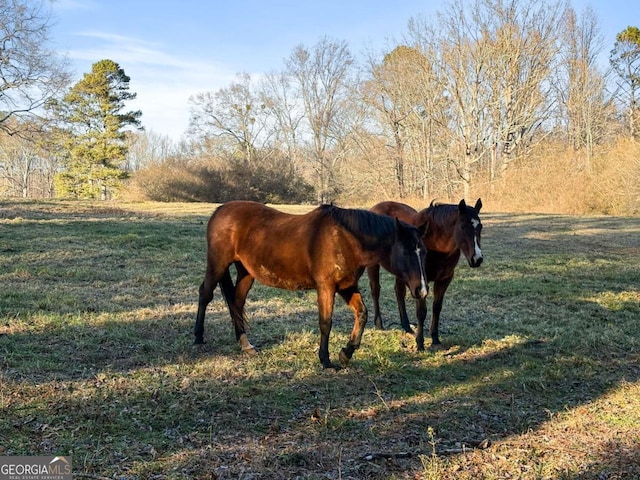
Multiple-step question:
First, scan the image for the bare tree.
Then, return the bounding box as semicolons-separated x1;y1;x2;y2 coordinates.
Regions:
408;0;564;197
188;73;267;164
558;6;612;170
260;71;305;165
363;46;419;198
0;0;70;136
482;0;564;177
362;44;452;199
285;37;354;203
124;130;179;171
0;126;59;198
425;1;494;198
0;135;35;196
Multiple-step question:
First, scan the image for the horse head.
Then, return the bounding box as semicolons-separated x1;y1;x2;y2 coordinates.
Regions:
391;218;429;299
455;198;484;268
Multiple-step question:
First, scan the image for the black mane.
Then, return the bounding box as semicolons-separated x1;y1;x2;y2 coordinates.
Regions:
319;204;397;250
426;202;480;226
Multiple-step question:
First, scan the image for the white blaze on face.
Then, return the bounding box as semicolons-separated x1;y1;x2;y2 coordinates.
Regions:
471;218;483;262
415;246;428;298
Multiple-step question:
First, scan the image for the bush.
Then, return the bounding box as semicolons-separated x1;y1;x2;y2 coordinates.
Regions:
127;155;315;204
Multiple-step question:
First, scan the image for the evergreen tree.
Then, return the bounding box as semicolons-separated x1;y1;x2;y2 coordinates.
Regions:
610;26;640;137
51;59;142;199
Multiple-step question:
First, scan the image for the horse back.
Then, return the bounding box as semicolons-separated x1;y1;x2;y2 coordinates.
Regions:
206;201;368;291
370;201;419;224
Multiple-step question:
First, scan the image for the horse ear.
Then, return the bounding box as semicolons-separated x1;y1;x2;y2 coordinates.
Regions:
458;199;467;214
475;198;483;212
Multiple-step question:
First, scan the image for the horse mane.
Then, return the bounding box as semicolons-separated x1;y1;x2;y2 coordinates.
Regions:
424;202;459;226
319;204;396;250
425;201;480;225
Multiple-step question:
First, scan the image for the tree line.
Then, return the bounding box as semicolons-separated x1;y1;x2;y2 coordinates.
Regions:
1;0;639;213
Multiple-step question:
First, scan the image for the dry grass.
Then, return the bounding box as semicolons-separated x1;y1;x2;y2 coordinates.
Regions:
467;139;640;216
0;200;638;479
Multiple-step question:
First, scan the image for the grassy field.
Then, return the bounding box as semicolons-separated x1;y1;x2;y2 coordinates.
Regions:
0;199;638;479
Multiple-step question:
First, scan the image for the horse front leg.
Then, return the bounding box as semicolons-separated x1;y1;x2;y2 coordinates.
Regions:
414;297;429;351
338;286;368;367
233;262;256;354
394;277;414;333
317;286;337;369
430;277;453;348
367;265;384;330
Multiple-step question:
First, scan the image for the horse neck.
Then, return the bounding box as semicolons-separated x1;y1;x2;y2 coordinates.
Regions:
343;232;393;268
323;206;396;258
423;206;458;254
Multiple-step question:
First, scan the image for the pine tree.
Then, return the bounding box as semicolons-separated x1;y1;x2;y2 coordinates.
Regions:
610;26;640;137
51;59;142;199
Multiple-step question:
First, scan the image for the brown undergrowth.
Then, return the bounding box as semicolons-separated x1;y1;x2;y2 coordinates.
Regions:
473;139;640;216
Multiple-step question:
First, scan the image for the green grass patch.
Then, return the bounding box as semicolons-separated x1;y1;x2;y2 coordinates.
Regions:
1;200;638;478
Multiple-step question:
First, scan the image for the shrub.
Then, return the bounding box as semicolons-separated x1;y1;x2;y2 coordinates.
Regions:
127;155;315;204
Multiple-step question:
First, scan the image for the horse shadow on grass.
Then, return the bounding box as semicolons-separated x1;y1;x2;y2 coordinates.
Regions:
1;292;638;478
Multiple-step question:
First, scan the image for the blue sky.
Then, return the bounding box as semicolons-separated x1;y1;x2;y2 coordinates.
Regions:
51;0;640;142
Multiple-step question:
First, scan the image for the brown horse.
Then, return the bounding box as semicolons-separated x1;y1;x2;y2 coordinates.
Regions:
368;199;483;350
195;201;428;369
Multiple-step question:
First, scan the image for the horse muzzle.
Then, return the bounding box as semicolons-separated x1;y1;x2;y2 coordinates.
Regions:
469;256;483;268
413;284;429;299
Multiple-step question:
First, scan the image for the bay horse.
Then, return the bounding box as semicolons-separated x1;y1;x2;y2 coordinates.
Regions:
367;199;483;350
194;201;429;369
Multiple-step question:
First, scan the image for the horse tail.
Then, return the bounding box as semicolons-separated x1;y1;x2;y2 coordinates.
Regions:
219;268;248;332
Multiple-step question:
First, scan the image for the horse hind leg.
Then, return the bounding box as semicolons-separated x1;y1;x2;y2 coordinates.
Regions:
195;263;221;344
221;264;256;354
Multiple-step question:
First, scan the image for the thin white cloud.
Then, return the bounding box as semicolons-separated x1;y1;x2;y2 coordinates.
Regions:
64;31;237;140
69;32;180;67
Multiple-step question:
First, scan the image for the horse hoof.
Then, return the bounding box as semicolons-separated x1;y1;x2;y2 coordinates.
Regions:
194;339;206;345
429;343;445;351
241;346;258;355
322;362;342;371
404;332;417;344
339;349;352;367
